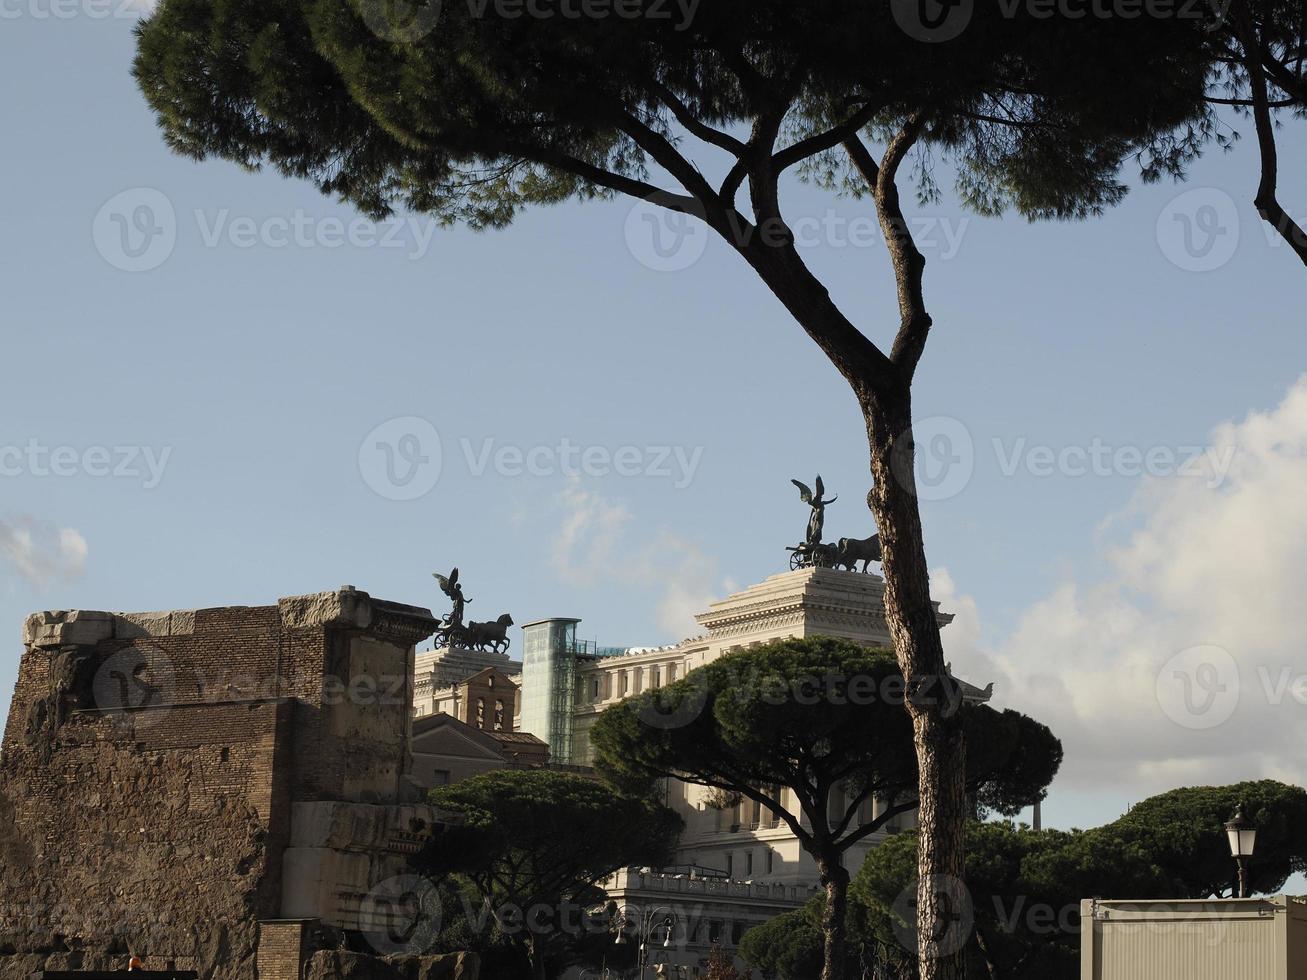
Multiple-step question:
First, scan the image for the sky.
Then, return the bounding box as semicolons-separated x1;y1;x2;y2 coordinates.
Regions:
2;8;1306;849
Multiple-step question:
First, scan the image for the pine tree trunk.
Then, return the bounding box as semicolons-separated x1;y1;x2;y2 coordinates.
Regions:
817;856;851;980
737;225;966;980
526;936;548;980
863;385;968;980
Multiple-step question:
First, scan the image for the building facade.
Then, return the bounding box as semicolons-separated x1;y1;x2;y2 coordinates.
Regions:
415;565;991;974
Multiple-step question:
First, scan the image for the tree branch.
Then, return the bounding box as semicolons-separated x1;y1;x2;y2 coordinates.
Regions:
839;799;919;850
845;113;934;380
770;100;882;177
1234;0;1307;267
521;145;702;216
651;80;746;155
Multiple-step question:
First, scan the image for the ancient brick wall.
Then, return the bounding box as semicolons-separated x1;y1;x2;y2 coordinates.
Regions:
255;922;309;980
0;699;294;980
0;589;438;980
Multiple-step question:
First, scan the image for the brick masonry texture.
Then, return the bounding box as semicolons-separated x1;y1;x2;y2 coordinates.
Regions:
0;592;438;980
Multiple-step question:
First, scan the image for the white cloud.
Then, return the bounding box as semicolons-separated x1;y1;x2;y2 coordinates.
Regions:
550;480;731;639
937;376;1307;798
550;481;632;585
0;517;88;587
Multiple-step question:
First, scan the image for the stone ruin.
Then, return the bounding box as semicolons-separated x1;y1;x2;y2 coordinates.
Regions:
0;588;476;980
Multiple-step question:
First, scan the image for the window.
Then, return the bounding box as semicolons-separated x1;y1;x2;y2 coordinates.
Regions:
766;849;774;875
652;667;660;688
725;852;733;877
494;699;505;730
592;678;601;700
476;697;485;728
746;850;753;876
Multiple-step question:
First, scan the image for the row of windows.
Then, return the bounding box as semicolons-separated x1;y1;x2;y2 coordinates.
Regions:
474;696;507;731
585;661;680;702
724;847;775;878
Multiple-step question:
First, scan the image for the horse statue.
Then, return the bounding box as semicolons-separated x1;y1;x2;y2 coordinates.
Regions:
466;614;514;654
836;534;882;573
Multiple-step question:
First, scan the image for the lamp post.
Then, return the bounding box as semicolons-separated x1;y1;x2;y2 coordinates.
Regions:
614;904;677;980
1225;806;1257;898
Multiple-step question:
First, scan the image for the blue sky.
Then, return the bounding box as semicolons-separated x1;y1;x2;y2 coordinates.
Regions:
3;11;1307;844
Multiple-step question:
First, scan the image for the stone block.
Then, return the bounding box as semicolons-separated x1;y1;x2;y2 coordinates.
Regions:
22;610;115;650
279;590;375;631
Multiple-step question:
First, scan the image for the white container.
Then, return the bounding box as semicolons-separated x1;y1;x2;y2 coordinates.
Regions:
1081;896;1307;980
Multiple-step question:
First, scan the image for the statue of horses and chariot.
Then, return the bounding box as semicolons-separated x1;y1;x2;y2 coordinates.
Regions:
431;566;514;653
786;475;882;573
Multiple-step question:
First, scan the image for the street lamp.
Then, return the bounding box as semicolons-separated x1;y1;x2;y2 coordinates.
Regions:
1225;806;1257;898
614;904;678;980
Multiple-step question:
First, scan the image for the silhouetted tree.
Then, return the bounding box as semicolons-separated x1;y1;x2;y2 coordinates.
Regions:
592;638;1061;979
134;6;1211;974
417;770;681;980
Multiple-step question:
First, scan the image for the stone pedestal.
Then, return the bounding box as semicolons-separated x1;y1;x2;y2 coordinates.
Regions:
694;565;953;662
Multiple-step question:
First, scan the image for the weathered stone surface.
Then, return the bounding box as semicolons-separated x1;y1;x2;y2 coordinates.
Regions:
0;731;277;980
279;589;375;631
22;610;115;649
401;952;479;980
115;609;198;639
1;590;453;980
304;951;480;980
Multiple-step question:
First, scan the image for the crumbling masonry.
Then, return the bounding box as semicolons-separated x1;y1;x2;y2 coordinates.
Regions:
0;588;462;980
